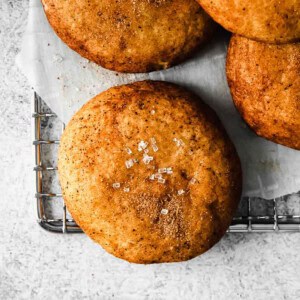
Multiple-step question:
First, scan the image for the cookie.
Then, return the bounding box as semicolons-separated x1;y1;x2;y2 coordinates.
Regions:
42;0;215;72
227;35;300;150
58;81;242;263
197;0;300;43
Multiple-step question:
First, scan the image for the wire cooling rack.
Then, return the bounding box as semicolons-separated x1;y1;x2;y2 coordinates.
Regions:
33;93;300;233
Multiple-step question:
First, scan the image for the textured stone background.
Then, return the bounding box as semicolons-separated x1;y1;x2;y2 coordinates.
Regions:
0;1;300;299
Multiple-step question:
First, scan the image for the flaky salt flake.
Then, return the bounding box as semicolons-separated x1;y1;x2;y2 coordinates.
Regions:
125;159;134;169
143;153;153;164
125;147;132;155
190;178;197;184
173;138;184;147
158;168;167;174
112;183;121;189
133;158;139;163
143;157;153;164
150;137;156;144
166;167;173;174
152;144;159;152
149;174;155;180
150;110;156;115
143;153;152;158
123;187;130;192
154;173;162;179
138;140;148;151
158;178;166;184
161;208;168;215
178;189;185;195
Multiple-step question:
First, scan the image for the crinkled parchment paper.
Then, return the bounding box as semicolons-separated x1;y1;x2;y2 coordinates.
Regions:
16;0;300;199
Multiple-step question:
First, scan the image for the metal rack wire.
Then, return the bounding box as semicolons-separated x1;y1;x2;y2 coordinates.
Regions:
33;93;300;233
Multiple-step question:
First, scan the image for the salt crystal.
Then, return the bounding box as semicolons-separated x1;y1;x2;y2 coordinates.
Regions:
158;168;167;174
154;173;162;179
173;138;184;147
143;153;153;164
161;208;168;215
151;110;156;115
123;187;130;192
190;178;197;184
125;159;134;169
158;178;166;184
149;174;155;180
178;189;185;195
152;144;158;152
138;140;148;151
166;167;173;174
112;183;121;189
150;137;156;144
133;158;139;163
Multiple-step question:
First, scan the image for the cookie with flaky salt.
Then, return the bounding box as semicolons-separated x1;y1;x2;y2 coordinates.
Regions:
58;81;242;263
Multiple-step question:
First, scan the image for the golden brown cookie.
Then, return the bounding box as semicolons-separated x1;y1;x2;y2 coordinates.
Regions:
58;81;242;263
41;0;215;73
197;0;300;44
226;35;300;150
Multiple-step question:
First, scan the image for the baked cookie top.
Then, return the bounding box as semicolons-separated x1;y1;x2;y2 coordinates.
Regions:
58;81;242;263
227;35;300;150
42;0;214;73
197;0;300;44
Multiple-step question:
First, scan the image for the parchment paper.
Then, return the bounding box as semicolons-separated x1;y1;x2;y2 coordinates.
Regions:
16;0;300;199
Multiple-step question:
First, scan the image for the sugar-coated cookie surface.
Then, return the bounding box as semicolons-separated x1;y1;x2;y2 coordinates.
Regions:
226;35;300;150
197;0;300;44
41;0;215;73
58;81;242;263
